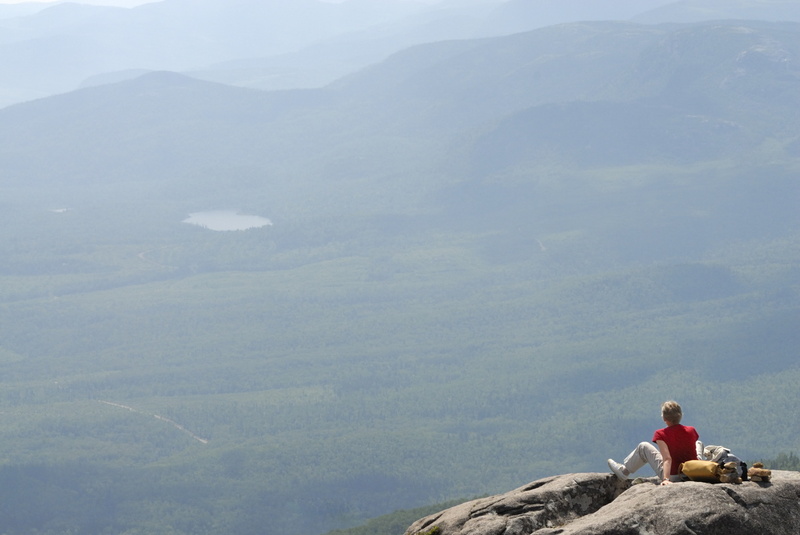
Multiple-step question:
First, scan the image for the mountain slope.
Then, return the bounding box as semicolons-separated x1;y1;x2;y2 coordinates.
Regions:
3;20;800;223
0;0;436;107
482;0;673;33
0;0;767;108
635;0;800;24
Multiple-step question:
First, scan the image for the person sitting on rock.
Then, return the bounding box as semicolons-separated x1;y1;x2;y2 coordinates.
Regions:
607;400;700;486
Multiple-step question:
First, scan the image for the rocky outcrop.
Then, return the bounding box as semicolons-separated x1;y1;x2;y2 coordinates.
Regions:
404;471;800;535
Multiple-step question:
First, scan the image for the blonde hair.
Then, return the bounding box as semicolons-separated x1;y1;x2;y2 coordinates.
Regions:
661;400;683;424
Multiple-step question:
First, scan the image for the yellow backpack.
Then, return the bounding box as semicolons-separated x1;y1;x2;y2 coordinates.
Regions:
679;460;721;482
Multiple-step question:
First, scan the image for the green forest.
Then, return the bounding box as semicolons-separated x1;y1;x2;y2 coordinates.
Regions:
0;179;797;534
0;17;799;535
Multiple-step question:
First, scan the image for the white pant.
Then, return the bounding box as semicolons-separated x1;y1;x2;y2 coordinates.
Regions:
622;440;704;481
623;442;664;479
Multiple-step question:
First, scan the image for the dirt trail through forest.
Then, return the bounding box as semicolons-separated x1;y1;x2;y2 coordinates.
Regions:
98;400;209;444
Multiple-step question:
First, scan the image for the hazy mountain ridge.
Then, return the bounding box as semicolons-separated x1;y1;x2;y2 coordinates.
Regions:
483;0;675;33
5;0;800;108
4;20;799;212
0;0;435;106
635;0;800;23
470;21;800;169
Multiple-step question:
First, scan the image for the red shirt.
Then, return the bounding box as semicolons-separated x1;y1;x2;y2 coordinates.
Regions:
652;424;699;475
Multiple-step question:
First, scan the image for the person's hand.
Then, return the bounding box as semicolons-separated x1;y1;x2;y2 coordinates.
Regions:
660;479;671;486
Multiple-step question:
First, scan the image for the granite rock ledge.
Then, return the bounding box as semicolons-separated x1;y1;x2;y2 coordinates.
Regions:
404;470;800;535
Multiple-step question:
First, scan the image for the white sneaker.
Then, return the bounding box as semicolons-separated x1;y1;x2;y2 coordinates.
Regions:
608;459;629;480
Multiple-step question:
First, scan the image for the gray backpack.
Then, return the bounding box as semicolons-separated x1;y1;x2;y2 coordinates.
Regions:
702;444;748;481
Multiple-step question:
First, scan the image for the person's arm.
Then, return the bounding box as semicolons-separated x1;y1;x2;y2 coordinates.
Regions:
656;440;672;485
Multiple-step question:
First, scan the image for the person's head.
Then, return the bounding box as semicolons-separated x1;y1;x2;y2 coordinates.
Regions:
661;400;683;425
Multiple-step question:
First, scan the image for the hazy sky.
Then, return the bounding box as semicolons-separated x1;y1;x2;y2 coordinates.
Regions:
0;0;348;4
0;0;153;5
0;0;447;5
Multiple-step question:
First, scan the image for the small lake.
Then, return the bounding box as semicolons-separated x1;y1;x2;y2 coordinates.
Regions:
183;210;273;231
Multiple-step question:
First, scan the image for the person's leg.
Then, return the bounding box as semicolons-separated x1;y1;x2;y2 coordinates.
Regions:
623;442;663;478
609;441;663;480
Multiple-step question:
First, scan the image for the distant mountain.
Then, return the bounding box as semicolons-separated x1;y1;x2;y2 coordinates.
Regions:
332;19;800;131
634;0;800;24
3;19;799;229
185;0;678;93
0;71;305;191
0;3;50;20
481;0;673;34
467;20;800;164
4;0;781;109
0;0;434;107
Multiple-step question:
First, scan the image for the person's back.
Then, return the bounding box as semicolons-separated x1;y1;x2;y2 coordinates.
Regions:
653;422;698;476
